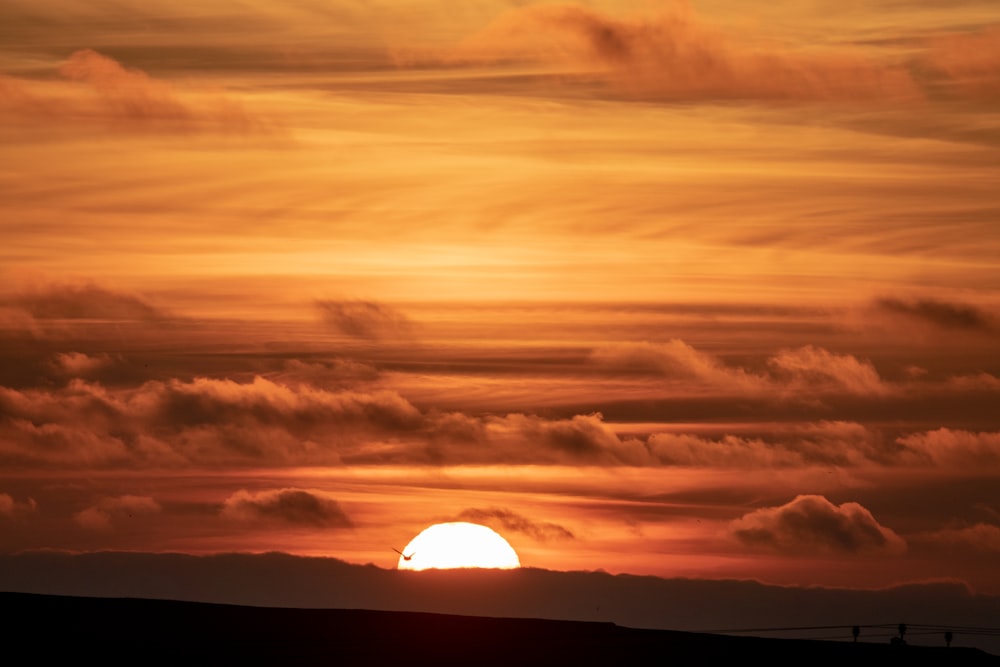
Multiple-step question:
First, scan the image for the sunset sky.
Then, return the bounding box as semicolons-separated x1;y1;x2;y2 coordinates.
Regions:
2;0;999;608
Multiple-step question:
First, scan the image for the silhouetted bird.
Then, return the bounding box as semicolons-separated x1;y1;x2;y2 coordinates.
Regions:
392;548;415;561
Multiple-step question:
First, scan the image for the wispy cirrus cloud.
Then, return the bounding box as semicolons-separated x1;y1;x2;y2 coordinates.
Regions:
1;49;271;133
438;2;920;102
920;25;1000;100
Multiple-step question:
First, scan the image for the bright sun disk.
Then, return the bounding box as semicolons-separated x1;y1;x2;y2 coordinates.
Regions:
396;521;521;571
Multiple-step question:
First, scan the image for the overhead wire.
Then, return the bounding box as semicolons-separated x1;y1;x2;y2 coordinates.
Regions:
702;622;1000;644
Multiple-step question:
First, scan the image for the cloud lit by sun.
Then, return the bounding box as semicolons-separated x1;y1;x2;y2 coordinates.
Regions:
0;0;998;607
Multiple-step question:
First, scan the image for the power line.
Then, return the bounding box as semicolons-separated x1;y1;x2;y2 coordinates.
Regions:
704;623;1000;640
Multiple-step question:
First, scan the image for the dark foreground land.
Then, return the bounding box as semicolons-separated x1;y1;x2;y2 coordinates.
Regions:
4;591;997;666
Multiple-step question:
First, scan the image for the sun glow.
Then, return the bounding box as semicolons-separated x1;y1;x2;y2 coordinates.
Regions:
396;522;521;571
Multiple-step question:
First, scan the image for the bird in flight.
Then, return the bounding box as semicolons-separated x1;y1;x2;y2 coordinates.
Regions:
392;548;415;561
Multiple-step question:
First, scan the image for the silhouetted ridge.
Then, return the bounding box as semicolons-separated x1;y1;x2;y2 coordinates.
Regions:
4;592;997;666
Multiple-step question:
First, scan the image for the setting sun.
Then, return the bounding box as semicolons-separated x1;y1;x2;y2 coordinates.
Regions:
2;0;1000;655
396;522;521;571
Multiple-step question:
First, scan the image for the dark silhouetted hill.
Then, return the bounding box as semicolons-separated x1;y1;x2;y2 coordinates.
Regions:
3;591;998;666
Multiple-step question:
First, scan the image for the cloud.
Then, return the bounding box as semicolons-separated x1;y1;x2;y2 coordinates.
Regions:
896;428;1000;468
647;432;805;468
730;495;906;555
1;49;269;133
593;340;891;398
0;74;42;113
58;49;193;119
768;346;889;396
10;281;168;321
0;369;991;470
590;340;764;393
221;488;352;528
455;507;574;541
647;421;884;468
945;373;1000;392
501;412;622;458
422;411;645;466
920;25;1000;100
151;376;422;432
139;377;423;465
0;376;422;467
874;297;996;335
915;523;1000;553
50;352;116;378
0;493;37;518
0;393;135;467
278;359;380;385
0;1;392;74
75;495;160;532
445;2;919;102
316;300;412;341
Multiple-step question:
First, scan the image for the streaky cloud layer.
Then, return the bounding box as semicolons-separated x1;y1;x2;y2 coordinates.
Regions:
1;0;998;612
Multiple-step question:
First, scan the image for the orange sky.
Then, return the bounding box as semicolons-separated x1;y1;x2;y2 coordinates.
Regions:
1;0;999;597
